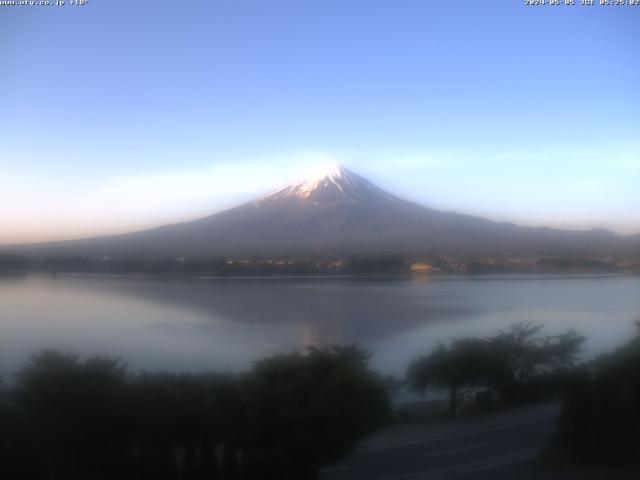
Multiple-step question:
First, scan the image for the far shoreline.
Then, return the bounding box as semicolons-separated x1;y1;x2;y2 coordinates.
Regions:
4;270;636;282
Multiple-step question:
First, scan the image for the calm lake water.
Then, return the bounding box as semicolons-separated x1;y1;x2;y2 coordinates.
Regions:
1;274;639;377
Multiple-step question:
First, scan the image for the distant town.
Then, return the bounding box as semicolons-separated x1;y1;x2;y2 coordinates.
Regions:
1;253;638;276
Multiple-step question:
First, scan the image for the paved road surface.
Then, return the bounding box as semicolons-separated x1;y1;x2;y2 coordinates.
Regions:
320;402;561;480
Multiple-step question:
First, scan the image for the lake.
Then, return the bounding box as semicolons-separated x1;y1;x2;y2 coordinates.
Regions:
1;273;639;377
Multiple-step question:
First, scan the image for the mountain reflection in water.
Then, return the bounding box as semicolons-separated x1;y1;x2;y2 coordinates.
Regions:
0;274;638;377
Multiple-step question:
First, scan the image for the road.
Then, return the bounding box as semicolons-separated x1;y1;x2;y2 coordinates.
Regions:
320;402;561;480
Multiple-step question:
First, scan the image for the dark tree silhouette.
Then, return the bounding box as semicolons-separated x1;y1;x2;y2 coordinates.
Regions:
558;322;640;468
408;323;587;415
11;351;129;480
407;338;506;416
489;323;586;402
0;346;390;480
243;345;390;480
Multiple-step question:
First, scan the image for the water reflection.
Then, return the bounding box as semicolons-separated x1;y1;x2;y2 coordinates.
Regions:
1;274;639;376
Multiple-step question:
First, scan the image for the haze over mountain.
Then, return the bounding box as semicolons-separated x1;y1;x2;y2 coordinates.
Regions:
3;166;639;258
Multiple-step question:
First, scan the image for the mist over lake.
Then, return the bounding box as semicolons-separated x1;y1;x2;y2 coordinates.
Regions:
1;274;638;378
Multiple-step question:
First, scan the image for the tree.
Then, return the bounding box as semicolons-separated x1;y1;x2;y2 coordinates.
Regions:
540;329;587;371
489;323;586;402
243;345;390;480
407;338;506;416
13;351;129;480
408;324;588;414
558;322;640;467
490;322;545;383
2;346;390;480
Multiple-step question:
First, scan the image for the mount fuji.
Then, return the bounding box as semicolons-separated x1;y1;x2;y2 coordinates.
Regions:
4;166;638;258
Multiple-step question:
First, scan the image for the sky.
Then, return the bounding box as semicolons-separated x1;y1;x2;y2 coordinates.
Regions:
1;0;638;244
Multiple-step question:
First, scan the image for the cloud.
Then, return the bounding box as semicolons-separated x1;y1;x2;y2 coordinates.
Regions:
92;151;345;206
0;152;346;243
614;155;640;170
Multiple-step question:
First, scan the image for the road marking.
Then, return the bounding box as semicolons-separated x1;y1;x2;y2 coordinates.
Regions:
358;412;558;453
371;448;539;480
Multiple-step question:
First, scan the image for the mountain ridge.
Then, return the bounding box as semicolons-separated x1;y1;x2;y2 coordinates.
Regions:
2;166;639;258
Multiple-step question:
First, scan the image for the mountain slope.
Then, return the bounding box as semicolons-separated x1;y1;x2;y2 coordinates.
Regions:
4;166;639;258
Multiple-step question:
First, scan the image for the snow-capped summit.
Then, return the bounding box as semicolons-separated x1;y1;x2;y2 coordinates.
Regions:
259;165;399;205
284;164;350;198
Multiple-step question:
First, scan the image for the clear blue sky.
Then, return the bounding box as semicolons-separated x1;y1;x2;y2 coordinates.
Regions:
1;0;638;243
